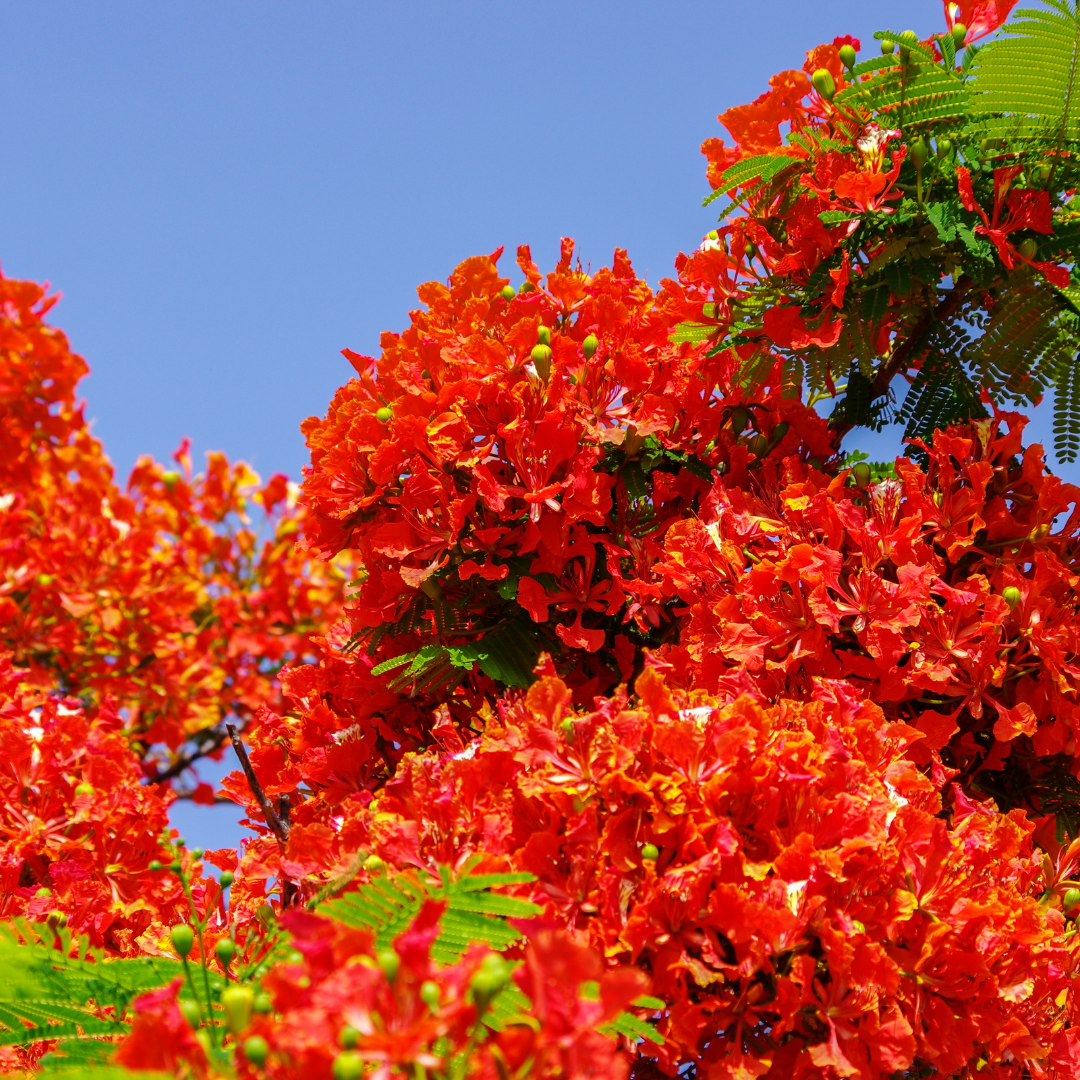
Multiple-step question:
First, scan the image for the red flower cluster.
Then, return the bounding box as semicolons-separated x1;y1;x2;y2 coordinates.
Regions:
0;272;348;762
231;905;646;1080
255;667;1079;1077
0;653;220;954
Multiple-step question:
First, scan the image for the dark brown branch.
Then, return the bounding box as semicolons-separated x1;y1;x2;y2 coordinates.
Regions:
225;722;289;847
830;275;973;444
147;726;232;785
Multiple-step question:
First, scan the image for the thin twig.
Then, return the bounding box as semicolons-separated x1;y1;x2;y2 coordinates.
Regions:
830;275;973;443
147;726;232;785
225;723;289;847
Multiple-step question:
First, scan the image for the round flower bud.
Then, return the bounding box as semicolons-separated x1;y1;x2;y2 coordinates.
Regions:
254;992;273;1015
1018;238;1039;261
215;937;236;968
333;1051;364;1080
811;69;836;101
936;137;954;159
900;30;918;44
375;407;393;424
852;462;872;487
148;860;162;872
170;924;195;959
34;887;51;898
190;848;203;859
560;717;574;740
243;1036;269;1068
169;859;182;873
179;999;201;1029
256;904;275;930
500;284;516;301
420;980;441;1010
74;782;94;798
881;39;896;55
1002;586;1022;608
910;137;930;169
340;1026;359;1050
46;911;67;930
748;433;768;458
770;421;790;444
536;326;551;346
470;953;510;1005
219;871;234;888
582;334;599;359
730;407;750;434
706;229;719;240
1065;887;1080;913
839;43;857;69
641;843;660;861
222;985;255;1034
951;23;968;47
376;948;400;982
363;854;385;872
530;344;552;382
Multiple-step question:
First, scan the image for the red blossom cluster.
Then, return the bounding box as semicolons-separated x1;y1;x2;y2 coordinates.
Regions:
0;272;348;762
0;652;217;955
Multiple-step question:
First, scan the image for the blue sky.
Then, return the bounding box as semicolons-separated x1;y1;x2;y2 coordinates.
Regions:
3;0;1058;851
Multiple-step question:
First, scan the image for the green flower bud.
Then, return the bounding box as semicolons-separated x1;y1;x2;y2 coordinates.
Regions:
376;948;400;982
170;924;194;959
811;68;836;101
1018;238;1039;261
900;30;918;44
179;999;201;1029
910;137;930;169
839;43;857;69
256;904;275;930
536;326;551;346
560;717;574;740
46;911;67;930
148;860;162;872
770;421;790;445
881;38;896;55
340;1025;359;1050
470;953;510;1005
518;281;534;294
852;462;872;487
530;344;552;382
1065;887;1080;913
951;23;968;47
582;333;599;359
215;937;236;968
1002;586;1022;608
332;1051;364;1080
363;854;385;873
34;887;51;898
175;838;186;848
169;859;182;873
375;406;393;424
641;843;660;861
219;871;234;888
254;992;274;1015
243;1035;269;1068
744;241;756;257
500;284;516;301
706;229;719;240
730;407;750;434
420;979;441;1010
748;433;768;458
191;848;203;859
936;137;954;159
222;984;255;1034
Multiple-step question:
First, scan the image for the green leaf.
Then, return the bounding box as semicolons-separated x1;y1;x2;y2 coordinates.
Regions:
926;199;961;243
319;865;542;965
703;154;794;203
970;1;1080;147
670;322;718;344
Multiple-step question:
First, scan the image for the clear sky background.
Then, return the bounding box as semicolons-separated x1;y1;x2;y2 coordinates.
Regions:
2;0;1063;851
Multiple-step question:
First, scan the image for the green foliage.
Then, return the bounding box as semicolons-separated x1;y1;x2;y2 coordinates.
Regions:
0;921;182;1050
970;1;1080;148
319;865;542;963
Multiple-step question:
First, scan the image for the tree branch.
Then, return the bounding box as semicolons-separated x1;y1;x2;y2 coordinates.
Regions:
225;722;289;848
830;275;973;444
